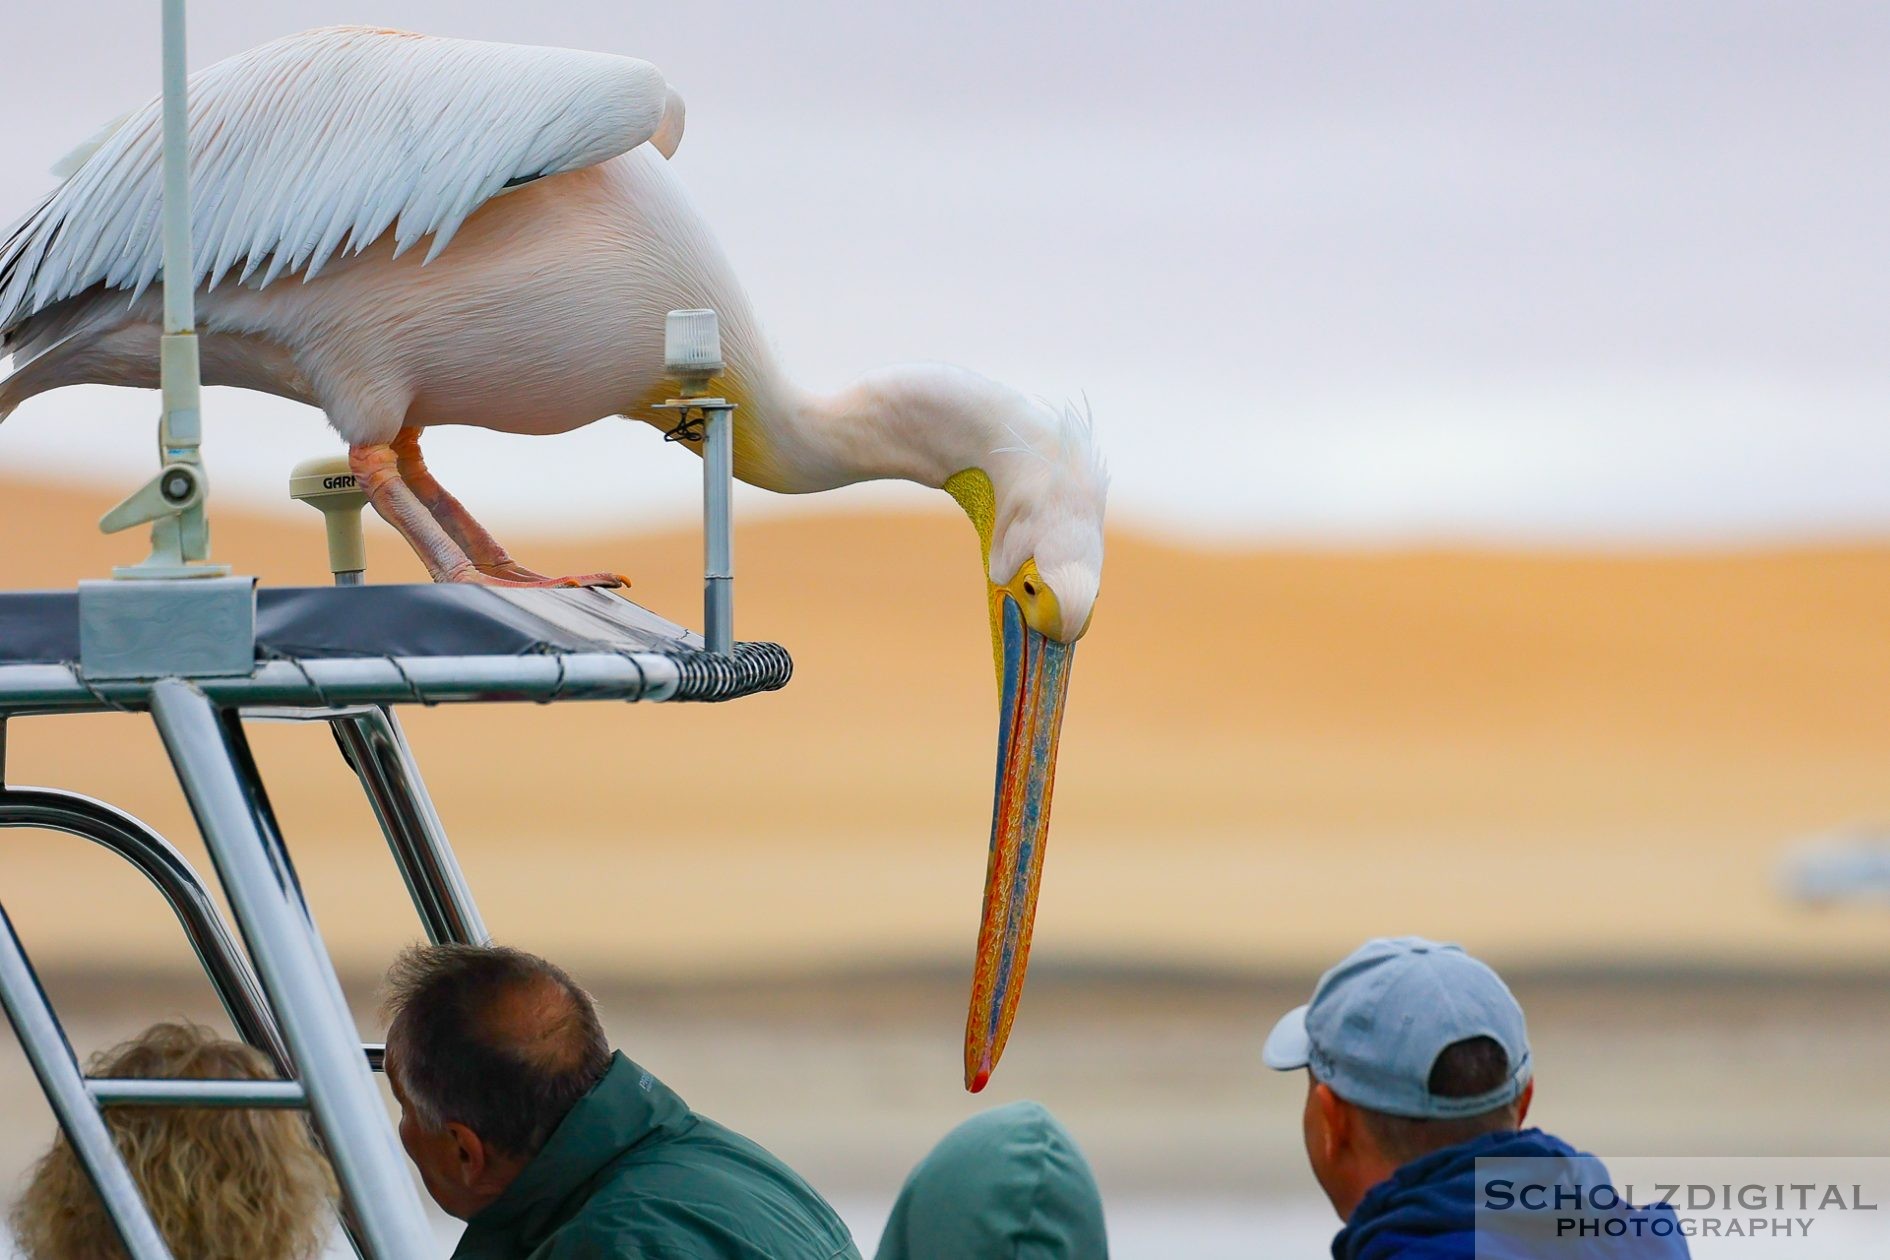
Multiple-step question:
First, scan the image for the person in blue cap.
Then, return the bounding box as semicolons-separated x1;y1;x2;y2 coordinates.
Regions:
1265;937;1689;1259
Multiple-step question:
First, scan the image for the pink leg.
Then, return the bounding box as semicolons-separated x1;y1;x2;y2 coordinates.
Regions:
388;429;627;589
350;443;612;587
349;442;481;582
390;429;541;580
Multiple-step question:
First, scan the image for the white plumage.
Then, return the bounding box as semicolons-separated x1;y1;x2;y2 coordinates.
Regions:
0;27;671;329
0;24;1101;626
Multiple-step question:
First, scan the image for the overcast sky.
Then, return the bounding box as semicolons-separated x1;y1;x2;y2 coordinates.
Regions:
2;2;1887;542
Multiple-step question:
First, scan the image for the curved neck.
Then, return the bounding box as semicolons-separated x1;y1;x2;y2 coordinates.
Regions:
731;359;1028;496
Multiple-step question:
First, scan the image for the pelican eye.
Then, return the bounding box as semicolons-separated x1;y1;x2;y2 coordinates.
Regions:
1023;579;1038;597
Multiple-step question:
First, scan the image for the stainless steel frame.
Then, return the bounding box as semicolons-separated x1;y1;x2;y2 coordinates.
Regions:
0;659;534;1257
0;785;288;1068
327;707;489;946
0;650;684;712
0;900;173;1259
702;399;736;655
92;1078;308;1108
150;680;436;1256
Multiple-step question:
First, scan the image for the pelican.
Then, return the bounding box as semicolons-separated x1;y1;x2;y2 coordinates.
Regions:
0;27;1104;1089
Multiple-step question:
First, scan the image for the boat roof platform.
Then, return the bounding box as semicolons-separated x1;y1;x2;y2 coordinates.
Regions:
0;578;790;1258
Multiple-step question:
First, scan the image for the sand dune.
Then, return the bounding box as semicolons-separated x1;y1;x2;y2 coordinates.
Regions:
3;475;1888;979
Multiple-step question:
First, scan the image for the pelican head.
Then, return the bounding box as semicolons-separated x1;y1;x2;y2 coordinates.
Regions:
944;399;1106;1091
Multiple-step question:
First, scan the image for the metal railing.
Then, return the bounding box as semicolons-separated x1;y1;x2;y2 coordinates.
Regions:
0;686;505;1257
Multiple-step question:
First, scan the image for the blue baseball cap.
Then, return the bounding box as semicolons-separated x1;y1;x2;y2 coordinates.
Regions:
1262;936;1532;1119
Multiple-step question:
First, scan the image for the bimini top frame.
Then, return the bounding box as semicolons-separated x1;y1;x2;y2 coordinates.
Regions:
0;583;793;714
0;580;794;1260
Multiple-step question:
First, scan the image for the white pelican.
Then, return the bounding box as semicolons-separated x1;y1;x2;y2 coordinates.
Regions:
0;27;1105;1090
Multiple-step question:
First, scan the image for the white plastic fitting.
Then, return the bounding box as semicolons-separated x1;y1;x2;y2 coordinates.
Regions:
288;455;368;583
664;309;723;394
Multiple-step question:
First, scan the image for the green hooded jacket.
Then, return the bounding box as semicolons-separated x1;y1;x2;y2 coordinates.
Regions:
451;1053;860;1260
874;1102;1109;1260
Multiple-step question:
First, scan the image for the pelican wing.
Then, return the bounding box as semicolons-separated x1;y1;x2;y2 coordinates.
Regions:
0;26;672;334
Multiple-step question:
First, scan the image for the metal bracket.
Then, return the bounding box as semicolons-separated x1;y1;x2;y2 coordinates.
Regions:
100;335;230;580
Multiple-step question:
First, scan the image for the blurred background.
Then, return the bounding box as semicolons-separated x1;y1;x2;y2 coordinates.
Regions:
3;2;1889;1256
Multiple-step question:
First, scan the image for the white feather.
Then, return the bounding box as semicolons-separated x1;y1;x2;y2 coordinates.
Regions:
651;87;687;159
0;26;670;333
48;111;133;181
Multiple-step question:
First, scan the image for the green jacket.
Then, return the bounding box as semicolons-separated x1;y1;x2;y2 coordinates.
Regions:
874;1102;1108;1260
452;1053;860;1260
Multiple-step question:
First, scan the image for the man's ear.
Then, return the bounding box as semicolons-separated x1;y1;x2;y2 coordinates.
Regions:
444;1122;489;1187
1313;1080;1352;1163
1516;1079;1535;1127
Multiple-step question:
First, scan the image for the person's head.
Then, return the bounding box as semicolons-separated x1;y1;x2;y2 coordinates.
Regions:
1263;937;1535;1221
380;943;612;1220
875;1101;1107;1260
7;1021;336;1260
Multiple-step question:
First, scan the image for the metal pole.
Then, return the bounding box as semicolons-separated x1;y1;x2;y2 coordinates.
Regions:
159;0;193;343
157;0;202;471
331;708;489;945
0;788;288;1071
200;706;382;1260
703;403;735;655
0;900;174;1260
103;0;225;571
663;309;735;654
310;526;490;943
92;1079;307;1109
0;651;688;710
150;681;434;1259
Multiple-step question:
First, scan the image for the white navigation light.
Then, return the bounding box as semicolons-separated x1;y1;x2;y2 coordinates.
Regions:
664;309;723;386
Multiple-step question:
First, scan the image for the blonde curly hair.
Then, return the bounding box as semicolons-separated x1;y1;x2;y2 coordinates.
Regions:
8;1021;337;1260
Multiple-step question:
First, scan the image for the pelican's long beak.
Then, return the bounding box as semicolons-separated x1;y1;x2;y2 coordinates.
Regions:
964;591;1075;1091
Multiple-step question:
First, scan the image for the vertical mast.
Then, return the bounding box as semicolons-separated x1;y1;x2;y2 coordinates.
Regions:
99;0;227;577
160;0;194;344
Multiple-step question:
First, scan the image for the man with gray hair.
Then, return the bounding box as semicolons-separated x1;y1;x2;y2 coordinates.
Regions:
381;943;859;1259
